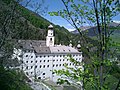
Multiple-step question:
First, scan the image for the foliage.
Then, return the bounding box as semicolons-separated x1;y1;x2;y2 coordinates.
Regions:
49;0;120;89
0;66;32;90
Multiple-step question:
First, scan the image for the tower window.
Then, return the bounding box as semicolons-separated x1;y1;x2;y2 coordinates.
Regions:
50;38;52;41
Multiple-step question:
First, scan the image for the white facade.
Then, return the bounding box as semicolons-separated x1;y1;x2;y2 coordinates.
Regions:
22;49;82;82
21;25;82;82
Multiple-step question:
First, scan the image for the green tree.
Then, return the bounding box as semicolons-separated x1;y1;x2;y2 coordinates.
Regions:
49;0;120;89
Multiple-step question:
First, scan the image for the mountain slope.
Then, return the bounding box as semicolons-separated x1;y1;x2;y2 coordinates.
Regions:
71;23;120;43
0;0;79;45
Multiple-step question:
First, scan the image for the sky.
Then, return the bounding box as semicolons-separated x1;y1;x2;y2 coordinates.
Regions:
21;0;120;31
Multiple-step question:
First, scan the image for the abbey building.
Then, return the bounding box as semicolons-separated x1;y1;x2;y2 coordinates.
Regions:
19;25;82;82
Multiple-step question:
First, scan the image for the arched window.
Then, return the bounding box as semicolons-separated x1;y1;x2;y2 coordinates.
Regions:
50;38;52;41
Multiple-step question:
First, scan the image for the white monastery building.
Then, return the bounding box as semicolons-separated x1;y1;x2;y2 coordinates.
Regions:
19;25;82;82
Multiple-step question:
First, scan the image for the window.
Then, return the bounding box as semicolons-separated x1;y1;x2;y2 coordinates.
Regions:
38;77;41;79
70;63;71;66
40;56;42;58
63;59;65;61
35;65;37;68
59;64;61;66
43;65;45;68
44;60;45;62
52;72;55;74
53;60;55;62
26;72;28;75
56;64;58;67
47;65;49;67
60;55;62;57
31;72;33;74
48;55;49;57
31;66;33;69
40;65;42;68
26;66;28;69
40;60;41;62
43;73;45;75
35;61;37;63
47;60;49;62
50;38;52;41
31;56;33;58
53;64;55;67
44;56;45;57
31;61;33;63
36;56;38;58
26;55;28;57
21;61;23;63
26;61;28;63
60;59;61;61
63;64;64;66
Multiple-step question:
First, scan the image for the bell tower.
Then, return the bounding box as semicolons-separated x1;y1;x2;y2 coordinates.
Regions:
46;24;55;47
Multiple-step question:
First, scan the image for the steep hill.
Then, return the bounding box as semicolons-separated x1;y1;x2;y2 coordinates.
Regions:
0;0;79;45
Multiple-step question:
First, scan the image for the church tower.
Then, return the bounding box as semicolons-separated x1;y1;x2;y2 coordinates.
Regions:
46;24;55;47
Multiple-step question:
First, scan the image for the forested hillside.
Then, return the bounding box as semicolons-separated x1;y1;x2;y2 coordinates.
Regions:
0;0;80;46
